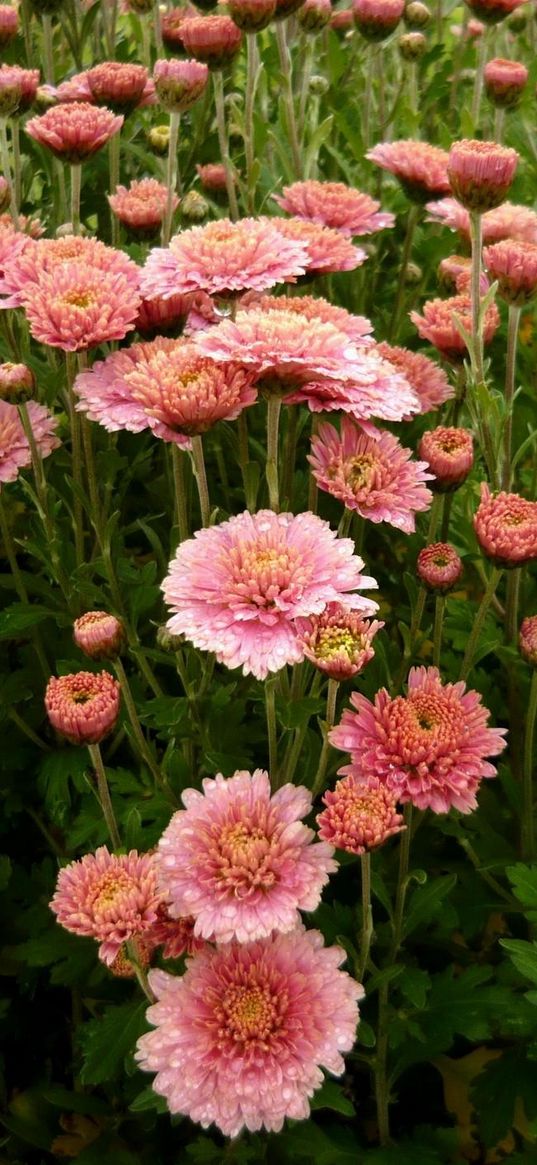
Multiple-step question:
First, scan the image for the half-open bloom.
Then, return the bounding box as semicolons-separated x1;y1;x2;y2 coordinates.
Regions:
272;216;367;274
295;603;383;680
520;616;537;666
26;101;123;162
484;58;528;107
45;670;120;744
317;776;405;853
366;139;450;201
447;139;518;213
418;426;474;491
483;239;537;306
109;178;179;236
417;542;463;591
410;294;500;362
153;57;208;112
86;61;153;113
474;483;537;565
426;198;537;245
375;341;453;415
73;612;125;661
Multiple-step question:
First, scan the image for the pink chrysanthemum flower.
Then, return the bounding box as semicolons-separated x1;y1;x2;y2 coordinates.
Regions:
0;399;58;485
438;254;472;292
366;139;451;201
161;6;189;51
466;0;528;23
26;101;123;162
447;139;519;213
0;217;31;280
158;770;336;943
410;294;500;363
298;0;332;31
483;239;537;306
0;234;139;310
375;341;453;415
0;5;18;47
136;929;362;1137
86;61;153;113
50;847;163;964
141;218;308;301
474;483;537;566
179;15;242;68
273;180;394;237
317;776;405;853
135;291;196;339
417;542;463;591
330;666;507;813
309;418;433;533
240;292;373;344
162;509;378;678
0;65;39;113
295;603;383;680
271;216;367;274
520;615;537;666
45;670;120;744
108;178;179;236
196;161;229;192
73;612;125;661
147;906;205;960
53;72;93;103
331;6;354;30
484;58;528;107
418;426;474;491
22;261;140;351
153;57;209;112
0;361;34;401
426;198;537;245
353;0;405;39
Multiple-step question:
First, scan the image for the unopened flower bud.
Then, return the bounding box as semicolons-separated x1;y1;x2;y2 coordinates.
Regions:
228;0;276;31
309;73;330;96
73;611;125;661
353;0;405;41
520;615;537;666
0;362;35;402
418;426;474;492
404;1;430;26
45;671;121;745
153;57;209;112
181;189;209;221
398;30;426;57
297;0;332;31
507;5;527;28
484;58;528;109
156;624;185;652
417;542;463;592
179;15;242;69
404;261;422;284
148;123;170;154
447;139;519;213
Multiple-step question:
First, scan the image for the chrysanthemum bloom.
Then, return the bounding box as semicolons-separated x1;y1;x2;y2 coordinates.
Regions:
353;0;405;39
153;57;209;112
196;161;230;191
375;341;453;415
274;179;394;237
272;216;367;275
418;427;474;492
136;929;362;1136
483;239;537;307
520;615;537;666
0;398;58;485
73;612;125;661
23;262;140;351
141;218;308;301
417;542;463;591
240;292;373;344
147;905;205;959
50;847;163;964
331;666;507;813
298;0;332;30
0;5;18;47
438;254;472;292
0;361;34;401
75;337;257;442
162;509;378;678
158;770;336;942
135;291;195;339
317;776;405;853
161;6;189;51
410;294;500;363
447;140;519;214
0;234;139;309
109;178;178;238
366;139;450;202
484;58;528;108
45;671;121;745
0;67;22;116
25;102;123;163
295;603;383;680
466;0;527;23
426;198;537;246
228;0;276;31
86;62;153;114
399;29;427;57
179;15;242;67
474;483;537;566
309;418;433;532
0;65;39;113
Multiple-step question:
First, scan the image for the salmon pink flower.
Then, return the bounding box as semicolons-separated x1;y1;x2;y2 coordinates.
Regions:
0;65;39;113
484;58;528;107
426;198;537;245
0;234;139;309
45;671;121;745
86;61;154;113
161;6;189;51
410;293;500;363
108;178;178;237
417;542;463;591
273;179;394;236
366;139;450;201
22;261;140;350
240;292;374;343
447;139;518;213
135;291;195;338
317;776;405;853
73;612;125;660
0;398;58;485
465;0;528;23
0;361;34;401
0;5;18;47
295;603;383;680
196;161;230;191
153;58;209;111
26;101;123;162
179;15;242;67
418;426;474;491
474;483;537;565
520;616;537;666
272;216;367;274
483;239;537;306
375;341;453;415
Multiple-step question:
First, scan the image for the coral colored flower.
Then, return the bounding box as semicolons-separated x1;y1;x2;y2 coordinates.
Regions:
483;239;537;306
162;509;378;678
135;291;195;338
331;666;507;813
147;906;205;959
447;139;519;213
45;671;120;745
53;72;93;103
26;101;123;162
426;198;537;245
179;15;242;67
375;341;453;415
418;426;474;491
75;337;257;441
272;216;367;274
295;603;383;680
0;234;139;309
309;418;433;532
0;361;34;401
73;612;125;660
417;542;463;591
153;57;208;112
196;161;229;191
0;399;58;485
474;483;537;565
353;0;404;39
136;930;362;1136
274;179;395;236
484;58;528;107
366;139;450;201
0;5;18;47
410;294;500;363
158;770;336;942
22;262;140;351
317;776;405;853
520;615;537;666
108;178;178;236
86;61;153;113
141;218;308;300
466;0;527;22
50;847;163;964
240;292;373;343
0;65;39;113
228;0;276;31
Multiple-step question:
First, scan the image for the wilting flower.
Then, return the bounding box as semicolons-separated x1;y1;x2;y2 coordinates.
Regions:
86;61;153;113
418;426;474;491
295;603;383;680
366;139;450;201
0;361;34;401
317;776;405;853
426;198;537;245
309;418;432;532
240;292;373;344
0;65;39;112
520;615;537;666
483;239;537;306
179;15;242;67
228;0;277;31
0;5;18;47
375;341;453;415
0;234;139;309
331;666;507;813
73;612;125;660
22;261;140;350
465;0;528;23
273;216;367;274
50;847;162;964
109;178;178;237
0;399;58;485
136;929;362;1136
274;179;394;236
45;671;121;744
353;0;405;39
158;770;336;943
26;101;123;162
447;139;519;213
153;57;209;112
417;542;463;591
484;58;528;107
410;293;500;363
147;906;205;960
474;483;537;566
162;509;378;678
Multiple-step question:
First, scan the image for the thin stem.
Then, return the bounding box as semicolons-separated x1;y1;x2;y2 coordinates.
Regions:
108;133;121;246
523;671;537;861
502;304;520;490
469;210;484;383
18;401;71;603
281;407;298;508
114;657;164;790
459;567;502;681
266;396;282;512
504;566;521;647
65;353;84;569
42;14;55;84
161;111;180;246
362;44;375;151
244;32;259;214
153;0;163;55
171;444;189;543
388;204;419;343
0;120;16;225
311;677;339;799
10;708;49;750
125;940;155;1002
471;29;487;130
212;70;239;221
275;20;302;179
493;106;505;143
12;119;21;217
266;677;279;788
191;435;211;527
70;162;81;235
432;595;446;668
87;742;121;849
141;16;152;69
237;411;257;511
357;852;373;980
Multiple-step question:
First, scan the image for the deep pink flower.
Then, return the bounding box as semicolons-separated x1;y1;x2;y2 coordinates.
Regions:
274;179;394;236
353;0;404;39
45;671;121;745
447;139;518;213
50;847;163;964
317;776;405;853
295;603;383;680
410;293;500;363
474;483;537;565
54;72;93;103
108;178;178;236
375;340;454;415
153;57;208;112
0;65;39;112
330;666;507;813
426;198;537;245
179;15;242;67
22;261;140;351
418;426;474;491
136;930;362;1136
162;509;378;679
86;61;153;113
483;239;537;306
0;234;139;310
366;139;451;201
417;542;463;591
73;612;125;661
310;419;432;531
0;398;58;485
484;58;528;107
26;101;123;162
158;770;336;942
0;5;18;47
331;6;354;30
147;906;205;960
272;216;367;274
520;615;537;666
161;6;189;51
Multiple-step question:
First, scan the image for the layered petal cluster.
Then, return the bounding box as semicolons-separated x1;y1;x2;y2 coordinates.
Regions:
73;611;125;661
375;341;453;414
366;139;451;200
136;929;362;1137
161;509;378;678
484;57;528;107
45;670;121;744
273;216;367;274
109;178;178;235
240;292;373;344
86;61;154;112
474;483;537;565
147;906;205;960
330;666;507;813
0;234;139;309
417;542;463;591
0;398;59;485
295;602;383;680
447;139;518;213
0;65;39;112
483;239;537;306
274;179;394;236
26;101;123;162
317;776;405;853
410;294;500;362
418;426;474;491
22;260;140;350
520;616;537;666
158;770;336;942
135;290;196;338
425;198;537;245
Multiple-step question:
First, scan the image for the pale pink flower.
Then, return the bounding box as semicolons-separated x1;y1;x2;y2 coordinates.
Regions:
73;612;125;661
0;398;58;485
295;603;383;680
109;178;178;236
330;666;507;813
366;139;450;201
55;72;93;103
45;670;121;745
271;216;367;274
86;61;154;113
162;509;378;679
135;291;195;338
520;616;537;666
474;483;537;565
50;847;163;964
484;58;528;107
22;261;140;351
317;776;405;853
26;102;123;162
147;906;205;960
179;15;242;67
0;218;29;282
136;929;362;1136
153;58;208;112
140;218;308;300
418;426;474;491
417;542;463;591
0;234;139;310
375;341;453;415
447;139;518;213
353;0;405;39
158;770;336;943
483;239;537;306
426;198;537;245
309;418;433;533
240;292;373;344
410;294;500;363
273;180;394;237
0;5;18;47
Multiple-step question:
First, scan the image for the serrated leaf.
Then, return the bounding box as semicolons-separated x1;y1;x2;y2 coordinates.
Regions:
500;938;537;986
403;874;457;937
79;1000;149;1085
311;1079;355;1116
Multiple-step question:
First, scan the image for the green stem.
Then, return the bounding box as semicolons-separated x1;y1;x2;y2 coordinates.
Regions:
357;851;373;980
125;940;155;1001
212;70;239;221
171;444;189;544
65;353;85;569
311;677;339;799
18;401;72;603
10;707;49;750
0;120;16;225
459;567;502;681
266;396;282;512
153;0;163;55
471;29;487;130
493;106;505;143
275;19;303;179
281;406;298;509
388;204;419;343
12;119;21;217
87;742;121;849
266;677;279;788
161;110;180;246
504;566;521;646
70;162;81;235
469;210;484;384
113;657;164;790
244;32;259;214
191;434;211;527
523;671;537;861
42;13;55;84
502;304;520;490
432;595;446;668
108;132;120;246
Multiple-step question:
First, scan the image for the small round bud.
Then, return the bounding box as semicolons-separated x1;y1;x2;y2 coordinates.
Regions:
45;671;121;745
297;0;332;30
180;189;210;222
417;542;463;592
404;1;430;26
398;30;426;57
73;611;125;661
0;175;10;214
34;84;58;111
156;625;185;652
153;57;209;113
179;16;242;70
353;0;405;41
418;427;474;492
0;362;35;402
148;123;170;154
309;73;330;96
55;221;89;237
404;261;422;284
507;5;527;29
484;58;528;109
520;616;537;666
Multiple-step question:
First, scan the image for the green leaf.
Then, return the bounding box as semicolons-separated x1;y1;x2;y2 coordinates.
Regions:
500;938;537;986
403;874;458;937
507;863;537;921
471;1048;537;1147
128;1086;168;1114
79;1000;149;1085
0;602;56;639
311;1079;355;1116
